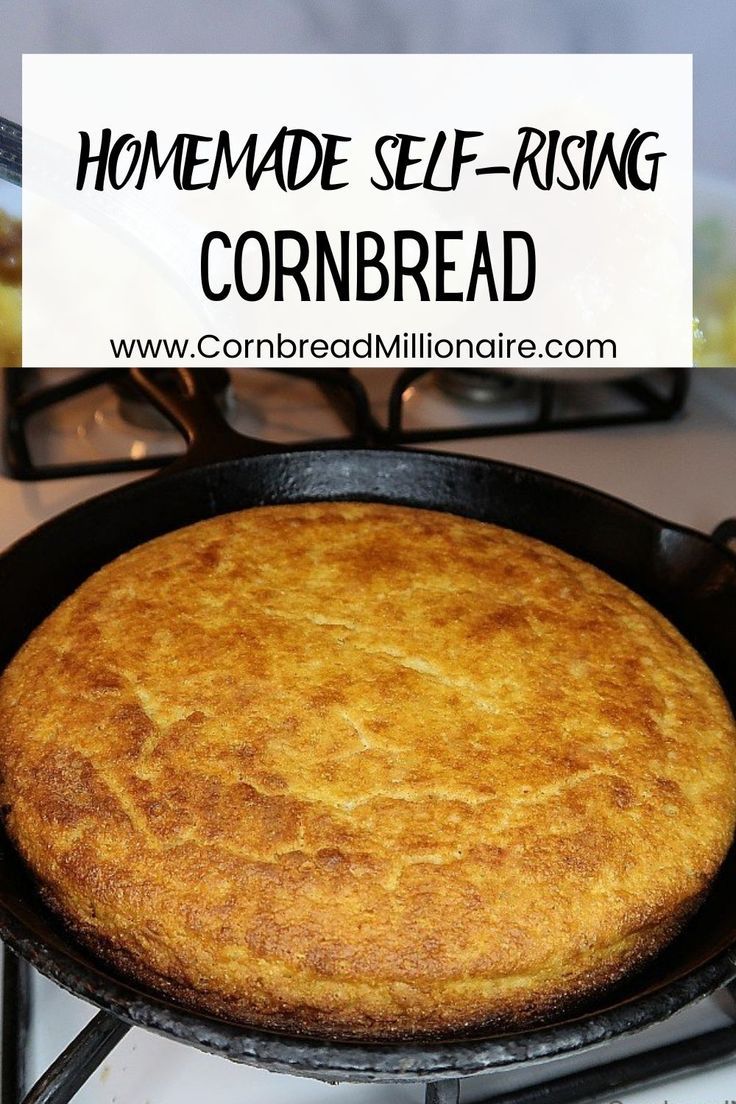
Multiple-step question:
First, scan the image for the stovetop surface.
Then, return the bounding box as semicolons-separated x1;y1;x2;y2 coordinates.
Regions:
1;367;735;1104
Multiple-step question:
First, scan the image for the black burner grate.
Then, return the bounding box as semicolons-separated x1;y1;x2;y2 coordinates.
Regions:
2;368;690;481
1;367;375;480
382;367;690;444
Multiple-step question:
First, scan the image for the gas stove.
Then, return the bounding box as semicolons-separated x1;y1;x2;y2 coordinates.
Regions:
1;366;736;1104
3;368;688;480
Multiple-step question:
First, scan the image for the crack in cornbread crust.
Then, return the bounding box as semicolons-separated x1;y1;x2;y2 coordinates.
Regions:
1;502;735;1038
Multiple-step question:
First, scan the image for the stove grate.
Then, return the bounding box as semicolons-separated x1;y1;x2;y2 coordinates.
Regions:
1;367;374;480
383;368;690;444
2;368;690;481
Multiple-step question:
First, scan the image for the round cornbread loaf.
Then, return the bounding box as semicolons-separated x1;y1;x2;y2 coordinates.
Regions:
1;502;735;1039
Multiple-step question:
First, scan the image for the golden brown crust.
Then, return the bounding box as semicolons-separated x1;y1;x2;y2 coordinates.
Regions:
1;502;735;1039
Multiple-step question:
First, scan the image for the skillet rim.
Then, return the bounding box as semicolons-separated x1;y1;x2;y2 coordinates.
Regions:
1;445;735;577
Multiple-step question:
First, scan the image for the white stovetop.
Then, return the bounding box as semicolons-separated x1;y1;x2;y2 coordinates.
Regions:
1;367;736;1104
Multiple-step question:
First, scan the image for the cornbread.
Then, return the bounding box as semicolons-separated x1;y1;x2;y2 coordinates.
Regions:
1;502;735;1038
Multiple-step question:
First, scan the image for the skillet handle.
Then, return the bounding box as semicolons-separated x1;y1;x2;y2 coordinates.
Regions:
130;367;262;466
129;367;374;470
712;519;736;551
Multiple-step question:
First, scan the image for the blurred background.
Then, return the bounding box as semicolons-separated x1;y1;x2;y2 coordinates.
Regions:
1;0;735;364
0;0;733;180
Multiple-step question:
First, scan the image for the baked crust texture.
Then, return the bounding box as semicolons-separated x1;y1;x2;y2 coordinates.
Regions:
1;503;735;1038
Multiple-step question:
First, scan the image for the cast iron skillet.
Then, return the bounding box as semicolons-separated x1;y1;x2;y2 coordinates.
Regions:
0;367;735;1083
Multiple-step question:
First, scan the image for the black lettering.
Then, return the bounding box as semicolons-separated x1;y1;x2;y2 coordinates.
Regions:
394;231;430;301
393;134;426;190
558;135;584;190
109;134;141;189
321;134;351;190
234;231;270;300
274;231;310;300
178;135;213;190
513;127;549;190
286;131;323;190
588;130;636;190
371;135;398;190
423;131;451;191
200;231;231;301
137;131;181;188
315;230;350;300
467;232;499;300
77;129;111;190
628;131;666;190
208;133;258;188
435;230;464;301
451;130;482;188
503;231;536;301
357;232;389;300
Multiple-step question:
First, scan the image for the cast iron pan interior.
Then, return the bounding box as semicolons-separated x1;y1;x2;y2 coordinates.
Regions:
0;373;735;1081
